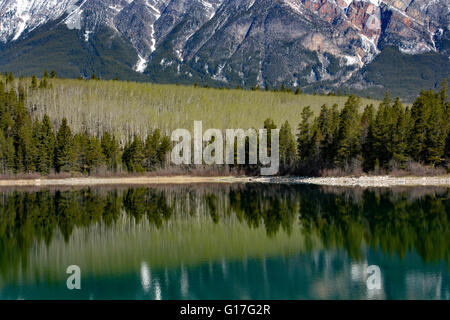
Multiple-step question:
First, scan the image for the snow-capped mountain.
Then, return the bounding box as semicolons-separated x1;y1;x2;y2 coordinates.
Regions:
0;0;78;42
0;0;448;98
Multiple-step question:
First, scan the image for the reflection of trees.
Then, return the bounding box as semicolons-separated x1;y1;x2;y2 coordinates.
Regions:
123;188;173;228
206;194;219;224
298;188;449;263
0;186;448;280
226;185;448;263
229;187;298;237
0;189;123;279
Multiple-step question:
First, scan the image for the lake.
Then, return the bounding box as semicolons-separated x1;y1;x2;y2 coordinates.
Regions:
0;184;448;300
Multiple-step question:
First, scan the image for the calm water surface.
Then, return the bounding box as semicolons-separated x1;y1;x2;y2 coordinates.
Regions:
0;184;448;300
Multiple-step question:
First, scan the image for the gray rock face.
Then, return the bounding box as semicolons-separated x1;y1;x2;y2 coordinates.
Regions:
0;0;448;88
0;0;78;42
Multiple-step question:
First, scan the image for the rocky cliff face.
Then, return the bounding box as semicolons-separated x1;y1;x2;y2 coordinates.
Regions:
0;0;448;94
0;0;78;42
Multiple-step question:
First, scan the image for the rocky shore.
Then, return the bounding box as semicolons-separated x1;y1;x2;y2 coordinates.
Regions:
250;176;450;187
0;175;448;187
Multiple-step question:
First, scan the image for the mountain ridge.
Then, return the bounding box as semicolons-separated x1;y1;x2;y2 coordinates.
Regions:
0;0;448;100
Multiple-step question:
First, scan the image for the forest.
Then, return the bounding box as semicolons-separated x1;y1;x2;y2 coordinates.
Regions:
0;72;171;175
0;71;448;176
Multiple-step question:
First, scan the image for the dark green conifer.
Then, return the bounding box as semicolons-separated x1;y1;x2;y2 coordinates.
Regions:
122;135;144;172
279;120;296;168
55;118;75;172
31;75;38;89
35;115;55;174
297;106;313;162
335;95;361;166
101;132;121;172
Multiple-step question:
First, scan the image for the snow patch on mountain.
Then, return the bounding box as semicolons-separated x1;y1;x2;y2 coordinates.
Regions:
344;54;362;66
149;25;157;52
145;0;161;19
109;4;124;13
199;0;216;20
283;0;305;15
65;0;87;30
84;30;92;42
212;63;228;82
134;54;148;73
10;0;32;40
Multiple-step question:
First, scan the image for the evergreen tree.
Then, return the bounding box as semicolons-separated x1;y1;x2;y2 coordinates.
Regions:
439;79;448;103
439;79;450;161
15;119;35;172
409;89;447;165
55;118;75;172
315;104;331;164
264;118;277;157
327;104;341;161
7;72;14;84
142;129;171;170
73;132;90;173
279;120;296;168
297;106;313;162
31;75;38;89
12;93;36;172
86;136;105;174
122;135;144;172
361;104;376;171
0;132;14;173
157;136;171;166
445;131;450;160
143;129;160;170
371;95;394;169
39;77;49;89
101;132;121;172
18;85;26;104
0;110;14;139
335;95;361;166
32;119;42;170
391;98;409;166
34;115;55;174
425;103;446;165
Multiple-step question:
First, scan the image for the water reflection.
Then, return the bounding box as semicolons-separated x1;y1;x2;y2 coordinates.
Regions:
0;184;448;299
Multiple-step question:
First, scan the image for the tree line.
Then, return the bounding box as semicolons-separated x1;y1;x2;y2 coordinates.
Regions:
0;76;171;175
275;80;449;175
0;71;448;176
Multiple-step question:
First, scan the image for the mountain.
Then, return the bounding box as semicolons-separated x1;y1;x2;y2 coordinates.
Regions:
0;0;448;100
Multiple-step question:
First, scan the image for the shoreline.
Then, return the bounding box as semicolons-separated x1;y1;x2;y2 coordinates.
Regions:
0;175;448;187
